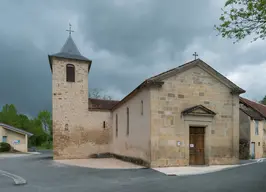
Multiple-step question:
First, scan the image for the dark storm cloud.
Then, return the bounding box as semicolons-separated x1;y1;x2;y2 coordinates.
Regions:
0;0;264;116
78;0;213;58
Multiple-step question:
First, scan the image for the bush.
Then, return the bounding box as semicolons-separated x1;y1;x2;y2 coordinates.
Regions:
239;139;250;160
37;142;53;150
0;142;11;152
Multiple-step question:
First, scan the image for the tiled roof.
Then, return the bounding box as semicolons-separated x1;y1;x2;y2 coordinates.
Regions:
240;104;263;120
240;97;266;119
0;123;33;136
89;98;120;110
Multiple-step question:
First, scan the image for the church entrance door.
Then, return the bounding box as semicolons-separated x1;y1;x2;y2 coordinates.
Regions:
189;127;205;165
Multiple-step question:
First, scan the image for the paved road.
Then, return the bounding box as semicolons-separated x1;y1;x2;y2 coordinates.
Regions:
0;152;266;192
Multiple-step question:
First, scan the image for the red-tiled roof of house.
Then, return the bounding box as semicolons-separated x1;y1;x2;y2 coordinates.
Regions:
88;98;120;110
240;97;266;118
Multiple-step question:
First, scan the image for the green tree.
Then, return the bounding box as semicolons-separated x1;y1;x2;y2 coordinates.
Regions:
260;95;266;105
0;104;52;148
18;114;31;132
0;104;20;127
37;110;52;145
215;0;266;43
37;110;52;134
27;118;48;147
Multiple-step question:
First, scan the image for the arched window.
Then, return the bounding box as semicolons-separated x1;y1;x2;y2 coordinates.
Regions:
66;64;75;82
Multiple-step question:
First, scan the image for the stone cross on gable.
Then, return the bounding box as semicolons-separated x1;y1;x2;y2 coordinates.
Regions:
66;23;74;36
193;52;198;60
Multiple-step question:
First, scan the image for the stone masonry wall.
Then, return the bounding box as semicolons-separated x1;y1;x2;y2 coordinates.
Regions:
52;58;112;159
111;88;151;162
150;65;240;167
239;109;250;141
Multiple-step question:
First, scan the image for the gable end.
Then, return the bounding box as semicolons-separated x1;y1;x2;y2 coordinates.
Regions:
148;59;245;94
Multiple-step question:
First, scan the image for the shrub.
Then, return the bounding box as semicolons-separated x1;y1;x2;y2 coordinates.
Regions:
0;142;11;152
39;142;53;149
239;139;250;160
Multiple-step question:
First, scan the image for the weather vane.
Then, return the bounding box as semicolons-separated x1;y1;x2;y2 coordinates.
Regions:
66;23;74;36
193;52;198;60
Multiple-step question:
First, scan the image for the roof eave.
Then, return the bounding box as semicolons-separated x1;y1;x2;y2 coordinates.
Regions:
111;80;164;111
48;55;53;72
0;124;34;137
48;55;92;72
240;97;266;118
239;108;264;120
231;88;246;94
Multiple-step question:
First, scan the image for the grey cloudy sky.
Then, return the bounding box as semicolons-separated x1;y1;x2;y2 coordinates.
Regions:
0;0;265;116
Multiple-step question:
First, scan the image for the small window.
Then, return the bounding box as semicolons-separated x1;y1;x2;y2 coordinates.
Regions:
115;114;118;137
2;136;7;143
258;142;260;146
141;100;143;115
255;120;259;135
126;107;129;136
103;121;106;129
66;64;75;82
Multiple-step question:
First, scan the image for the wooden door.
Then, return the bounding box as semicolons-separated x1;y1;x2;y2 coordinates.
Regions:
189;127;205;165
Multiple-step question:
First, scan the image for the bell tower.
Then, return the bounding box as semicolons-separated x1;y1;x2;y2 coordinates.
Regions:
48;24;92;159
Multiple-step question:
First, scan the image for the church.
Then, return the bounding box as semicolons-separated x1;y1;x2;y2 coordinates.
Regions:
48;33;245;167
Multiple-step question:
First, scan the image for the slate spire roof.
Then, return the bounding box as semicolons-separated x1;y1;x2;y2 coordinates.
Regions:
48;35;91;71
50;35;90;61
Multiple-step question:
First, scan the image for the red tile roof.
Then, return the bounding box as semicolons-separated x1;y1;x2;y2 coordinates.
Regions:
240;97;266;118
88;98;120;110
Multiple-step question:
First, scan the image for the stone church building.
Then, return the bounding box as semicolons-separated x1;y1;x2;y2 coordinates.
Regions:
48;34;245;167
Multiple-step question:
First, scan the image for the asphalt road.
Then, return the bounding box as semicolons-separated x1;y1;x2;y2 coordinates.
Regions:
0;151;266;192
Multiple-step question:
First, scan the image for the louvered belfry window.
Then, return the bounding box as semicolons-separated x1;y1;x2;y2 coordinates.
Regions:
66;64;75;82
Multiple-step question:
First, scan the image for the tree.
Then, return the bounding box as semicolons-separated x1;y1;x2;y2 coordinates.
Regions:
37;110;52;134
215;0;266;43
259;95;266;105
37;110;52;144
27;118;48;147
0;104;51;148
0;104;20;127
89;88;112;100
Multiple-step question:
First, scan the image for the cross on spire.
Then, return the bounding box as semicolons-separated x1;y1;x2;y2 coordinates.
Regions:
193;52;198;60
66;23;74;36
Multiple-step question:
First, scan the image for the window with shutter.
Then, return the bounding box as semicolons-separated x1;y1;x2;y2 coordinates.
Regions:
66;64;75;82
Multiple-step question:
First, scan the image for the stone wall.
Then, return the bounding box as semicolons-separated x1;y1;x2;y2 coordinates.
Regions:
111;88;151;162
239;109;250;141
52;57;112;159
150;65;240;167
